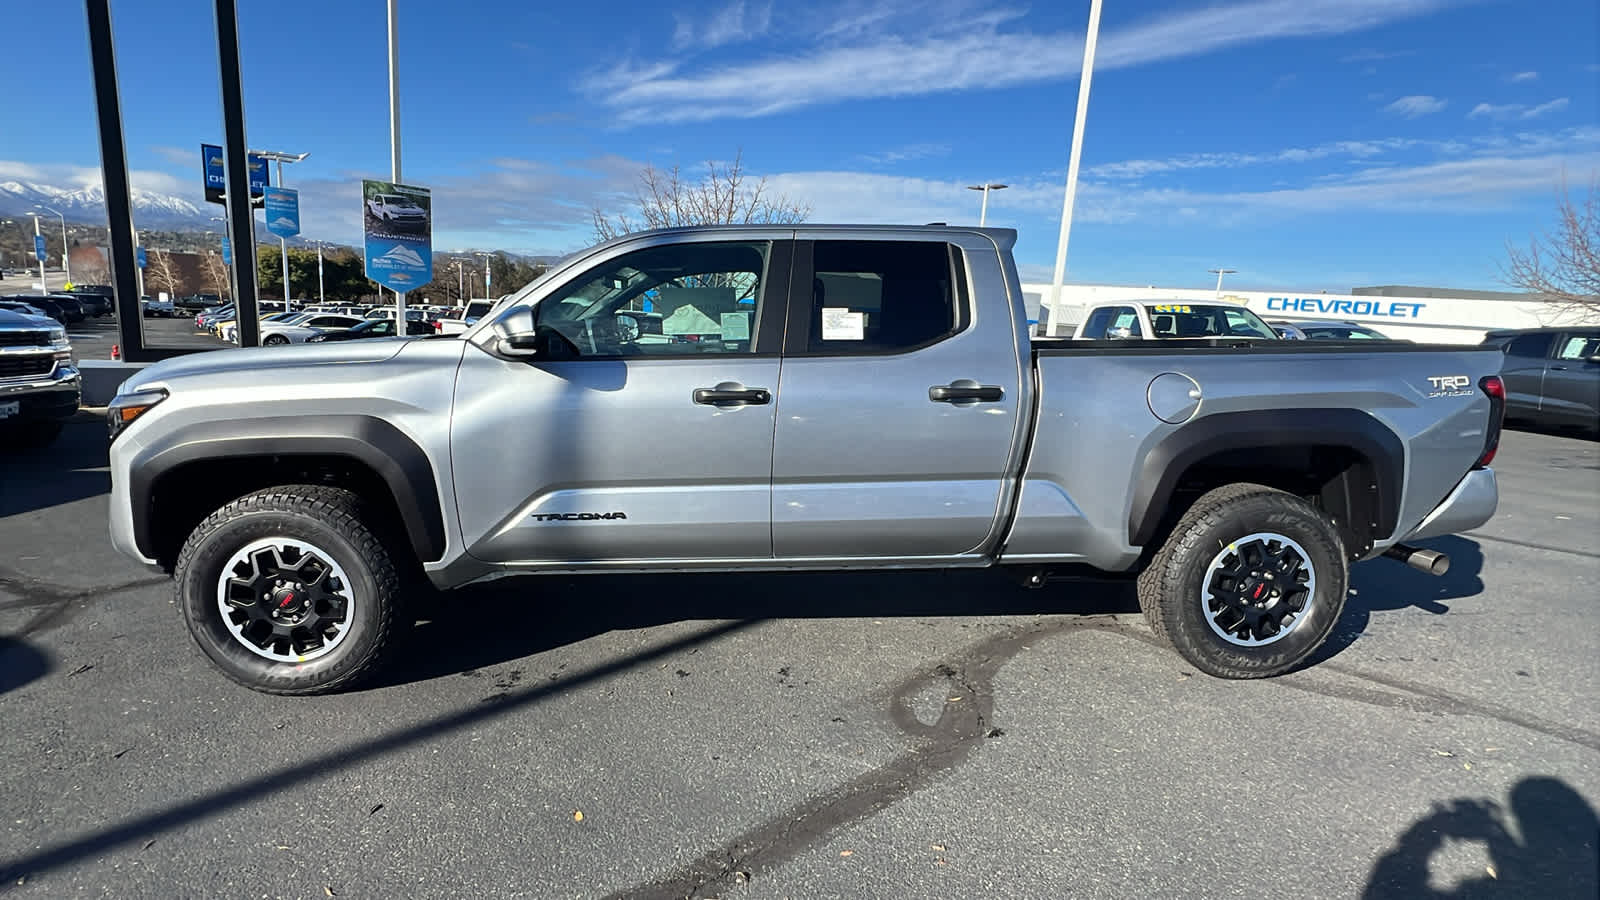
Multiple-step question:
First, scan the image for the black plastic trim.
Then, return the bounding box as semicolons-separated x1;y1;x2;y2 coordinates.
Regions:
129;415;446;563
1128;408;1405;550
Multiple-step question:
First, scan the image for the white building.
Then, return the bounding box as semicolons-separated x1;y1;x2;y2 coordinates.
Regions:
1023;283;1597;344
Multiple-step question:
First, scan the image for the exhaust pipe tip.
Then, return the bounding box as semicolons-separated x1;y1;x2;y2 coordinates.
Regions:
1384;544;1451;577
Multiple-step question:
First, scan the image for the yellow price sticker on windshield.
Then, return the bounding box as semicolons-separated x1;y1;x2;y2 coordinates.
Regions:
1151;304;1193;313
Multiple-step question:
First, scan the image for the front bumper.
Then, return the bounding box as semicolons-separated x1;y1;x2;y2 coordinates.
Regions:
0;367;81;424
1400;467;1499;543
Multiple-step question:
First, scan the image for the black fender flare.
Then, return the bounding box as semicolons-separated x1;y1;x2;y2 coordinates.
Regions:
1128;408;1405;553
129;414;446;564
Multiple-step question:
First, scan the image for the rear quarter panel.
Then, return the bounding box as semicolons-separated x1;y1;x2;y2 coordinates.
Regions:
1002;344;1502;570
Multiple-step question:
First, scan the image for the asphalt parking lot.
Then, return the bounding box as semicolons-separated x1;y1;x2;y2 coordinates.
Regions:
1;422;1596;898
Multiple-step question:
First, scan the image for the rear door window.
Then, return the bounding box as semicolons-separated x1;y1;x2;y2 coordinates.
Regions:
803;241;960;353
1556;333;1600;360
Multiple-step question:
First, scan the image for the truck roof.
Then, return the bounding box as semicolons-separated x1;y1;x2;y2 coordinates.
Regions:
583;223;1018;250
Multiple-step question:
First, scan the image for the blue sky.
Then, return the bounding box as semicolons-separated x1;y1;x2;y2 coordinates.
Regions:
1;0;1596;290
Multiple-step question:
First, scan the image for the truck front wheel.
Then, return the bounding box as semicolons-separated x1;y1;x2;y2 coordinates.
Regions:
173;485;406;695
1137;484;1347;679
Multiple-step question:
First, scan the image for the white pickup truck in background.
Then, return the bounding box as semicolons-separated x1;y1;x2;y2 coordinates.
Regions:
434;298;501;336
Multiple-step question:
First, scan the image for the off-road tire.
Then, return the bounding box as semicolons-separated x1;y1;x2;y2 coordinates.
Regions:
1136;483;1347;679
174;485;406;695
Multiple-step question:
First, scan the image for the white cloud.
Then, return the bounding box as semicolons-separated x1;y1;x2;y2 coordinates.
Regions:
856;143;952;165
1507;70;1538;83
1468;97;1570;120
1339;48;1417;63
587;0;1463;124
1088;138;1428;179
1384;95;1447;117
151;145;195;165
673;0;772;50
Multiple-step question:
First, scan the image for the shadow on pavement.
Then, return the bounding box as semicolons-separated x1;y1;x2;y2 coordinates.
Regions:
0;635;52;695
1364;776;1599;898
1313;535;1486;665
378;568;1139;688
0;418;110;518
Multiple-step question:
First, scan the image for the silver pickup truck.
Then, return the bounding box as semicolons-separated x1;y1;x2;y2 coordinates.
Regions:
106;225;1504;694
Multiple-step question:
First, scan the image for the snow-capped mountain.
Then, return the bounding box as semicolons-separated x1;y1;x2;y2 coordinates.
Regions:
0;180;210;230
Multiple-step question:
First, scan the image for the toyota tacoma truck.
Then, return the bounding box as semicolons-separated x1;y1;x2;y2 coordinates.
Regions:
106;225;1504;694
1;306;80;448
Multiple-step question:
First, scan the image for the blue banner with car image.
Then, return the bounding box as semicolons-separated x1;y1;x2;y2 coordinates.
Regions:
362;179;432;291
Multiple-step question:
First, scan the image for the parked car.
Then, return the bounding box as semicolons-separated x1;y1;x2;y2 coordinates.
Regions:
1074;302;1280;340
0;305;79;448
2;295;69;323
365;193;428;231
44;294;86;323
257;312;366;345
0;299;49;317
1269;319;1396;341
1481;327;1600;432
220;312;305;343
363;306;428;322
305;317;434;342
106;224;1504;694
141;296;176;318
195;305;234;330
176;294;224;316
64;290;114;317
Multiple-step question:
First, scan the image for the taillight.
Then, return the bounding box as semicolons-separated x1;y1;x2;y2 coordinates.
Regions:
1475;375;1505;469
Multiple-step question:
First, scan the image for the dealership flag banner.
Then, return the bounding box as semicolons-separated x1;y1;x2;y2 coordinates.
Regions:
362;180;432;291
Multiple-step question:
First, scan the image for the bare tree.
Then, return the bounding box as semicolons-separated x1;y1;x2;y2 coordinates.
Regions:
201;250;231;298
1503;179;1600;320
146;249;183;297
593;151;809;242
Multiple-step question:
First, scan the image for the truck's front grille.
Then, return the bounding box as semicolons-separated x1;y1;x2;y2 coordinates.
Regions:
0;331;50;348
0;355;54;379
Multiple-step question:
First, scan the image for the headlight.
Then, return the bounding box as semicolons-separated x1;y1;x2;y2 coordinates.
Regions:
107;388;168;441
48;326;68;346
307;334;327;342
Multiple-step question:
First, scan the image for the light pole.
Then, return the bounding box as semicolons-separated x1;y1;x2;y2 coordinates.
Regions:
308;238;327;303
966;183;1008;226
254;149;309;306
474;251;492;298
34;205;70;284
387;0;407;325
1047;0;1104;336
454;257;465;303
1208;267;1237;298
25;213;46;291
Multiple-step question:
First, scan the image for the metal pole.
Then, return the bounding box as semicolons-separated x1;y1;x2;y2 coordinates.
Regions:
317;241;325;303
276;158;290;306
39;207;70;283
1207;267;1236;298
31;215;45;291
83;0;144;349
133;226;144;299
387;0;407;326
214;0;260;347
456;260;463;302
1047;0;1103;337
979;187;990;227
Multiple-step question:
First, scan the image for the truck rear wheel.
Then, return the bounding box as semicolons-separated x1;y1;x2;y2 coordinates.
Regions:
1136;483;1347;679
173;485;405;695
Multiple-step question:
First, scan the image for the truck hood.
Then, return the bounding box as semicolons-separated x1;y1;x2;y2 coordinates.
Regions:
125;340;409;394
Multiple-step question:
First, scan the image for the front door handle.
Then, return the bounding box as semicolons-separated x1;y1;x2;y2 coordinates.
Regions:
694;387;771;406
929;383;1004;403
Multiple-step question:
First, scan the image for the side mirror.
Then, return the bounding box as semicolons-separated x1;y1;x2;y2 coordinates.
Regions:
1106;326;1134;340
615;313;641;343
491;307;539;359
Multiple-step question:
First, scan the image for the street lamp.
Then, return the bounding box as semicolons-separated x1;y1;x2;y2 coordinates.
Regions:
33;205;70;284
306;238;327;303
1208;267;1237;298
966;183;1008;226
1047;0;1105;336
474;251;492;298
253;148;309;305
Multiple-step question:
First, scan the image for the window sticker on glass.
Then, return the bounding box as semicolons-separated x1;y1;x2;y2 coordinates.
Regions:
720;311;751;341
1151;304;1193;313
822;307;865;341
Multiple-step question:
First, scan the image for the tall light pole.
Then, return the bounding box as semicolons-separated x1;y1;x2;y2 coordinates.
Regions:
254;149;309;306
474;251;491;298
387;0;408;325
454;257;465;303
34;205;70;284
309;238;326;303
1208;267;1236;298
966;183;1008;226
25;213;46;291
1047;0;1104;336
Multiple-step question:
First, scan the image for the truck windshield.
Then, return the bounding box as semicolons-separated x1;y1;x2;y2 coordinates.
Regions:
1144;304;1277;339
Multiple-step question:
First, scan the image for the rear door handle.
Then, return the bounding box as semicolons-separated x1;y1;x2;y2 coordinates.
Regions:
694;387;771;405
929;383;1004;403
